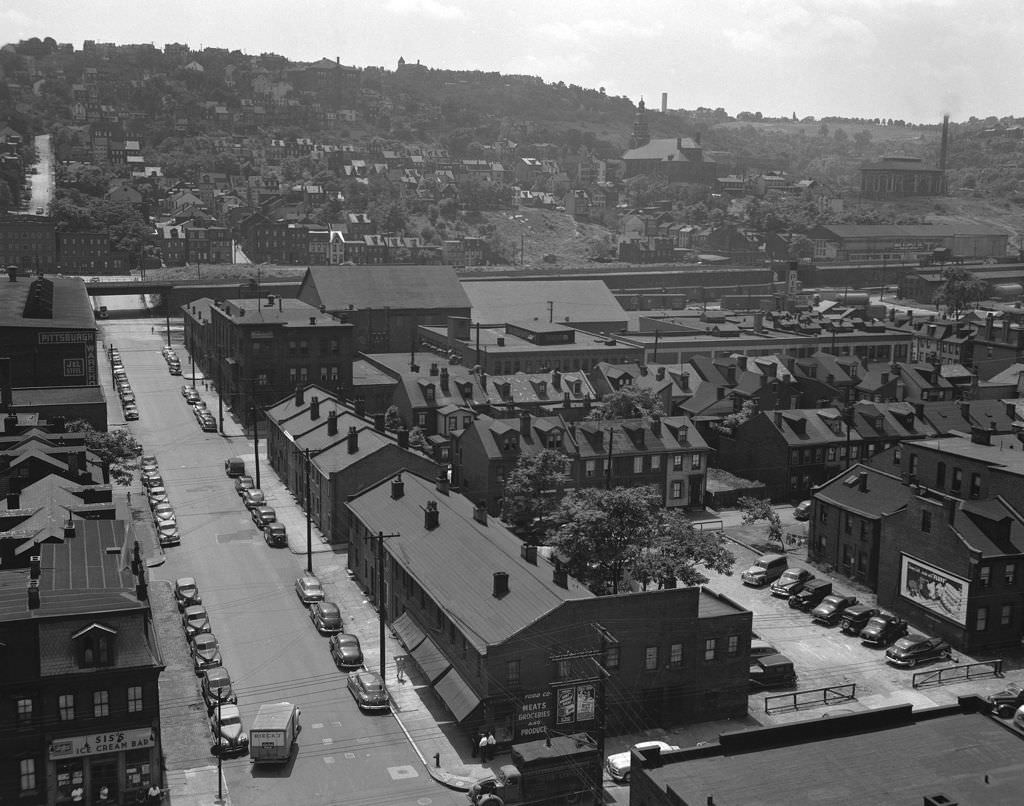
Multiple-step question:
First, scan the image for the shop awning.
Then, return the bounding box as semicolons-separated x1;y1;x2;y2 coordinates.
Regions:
434;667;481;723
410;635;451;684
392;612;426;651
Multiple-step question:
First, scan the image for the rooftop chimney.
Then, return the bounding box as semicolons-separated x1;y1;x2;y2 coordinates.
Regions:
553;564;568;588
373;413;386;431
309;396;320;419
390;475;404;499
347;425;358;453
492;571;509;598
429;362;439;376
27;579;40;609
859;471;868;492
7;491;20;510
436;473;450;495
295;386;305;406
424;500;439;530
939;114;950;174
63;516;76;540
473;501;488;525
650;415;662;437
971;425;992;446
439;367;449;393
521;544;538;564
520;411;531;436
679;371;690;392
397;427;409;448
327;410;339;436
29;554;40;579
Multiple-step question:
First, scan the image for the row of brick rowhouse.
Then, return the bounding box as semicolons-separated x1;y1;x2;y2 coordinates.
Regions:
810;423;1024;654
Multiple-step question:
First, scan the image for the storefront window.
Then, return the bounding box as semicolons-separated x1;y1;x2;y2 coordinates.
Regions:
56;759;84;803
125;749;153;794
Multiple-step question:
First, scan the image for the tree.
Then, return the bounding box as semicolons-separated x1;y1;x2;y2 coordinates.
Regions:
67;419;142;486
589;386;665;420
500;449;570;538
738;496;783;548
711;399;757;435
547;486;734;594
933;267;985;317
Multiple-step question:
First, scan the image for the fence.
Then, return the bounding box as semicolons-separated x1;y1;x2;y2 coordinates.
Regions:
693;519;723;532
912;658;1004;689
764;683;857;714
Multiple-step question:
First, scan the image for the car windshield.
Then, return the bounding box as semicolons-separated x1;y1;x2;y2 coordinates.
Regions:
363;678;383;693
865;616;887;630
220;714;241;727
195;636;217;651
779;570;801;582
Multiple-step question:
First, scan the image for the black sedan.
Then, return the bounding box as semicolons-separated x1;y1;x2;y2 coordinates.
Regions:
860;614;909;647
329;634;364;670
811;594;858;626
309;601;343;634
886;634;952;668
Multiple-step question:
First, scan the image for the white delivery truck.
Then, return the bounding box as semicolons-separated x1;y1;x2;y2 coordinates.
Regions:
249;702;301;764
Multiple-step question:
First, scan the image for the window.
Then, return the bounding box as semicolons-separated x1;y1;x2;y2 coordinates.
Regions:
319;366;328;382
691;453;702;470
506;660;520;686
1006;563;1017;585
651;454;661;470
670;481;682;499
299;367;308;383
909;454;919;476
976;606;988;631
921;510;932;533
605;645;620;670
1002;604;1013;627
727;635;739;656
704;638;716;661
894;444;902;465
19;759;36;793
585;460;596;478
827;446;837;462
16;697;33;725
59;694;75;721
844;512;853;534
634;457;644;474
93;690;109;718
819;505;828;524
952;468;962;493
969;473;981;498
936;462;946;488
672;454;683;471
128;686;143;713
557;659;572;679
643;645;660;671
980;567;991;588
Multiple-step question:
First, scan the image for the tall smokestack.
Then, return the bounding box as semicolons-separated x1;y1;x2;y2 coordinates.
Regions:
939;114;950;187
661;92;667;113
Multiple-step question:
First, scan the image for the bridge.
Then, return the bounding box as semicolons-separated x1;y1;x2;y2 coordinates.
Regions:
83;279;175;297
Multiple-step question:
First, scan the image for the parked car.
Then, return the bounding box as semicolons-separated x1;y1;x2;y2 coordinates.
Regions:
174;577;201;610
209;703;248;756
140;455;159;473
224;456;245;477
191;632;222;674
793;500;813;521
234;475;255;495
788;579;833;611
251;505;276;528
749;654;797;690
329;634;364;670
769;568;814;598
123;404;139;421
153;502;175;524
886;635;952;668
157;521;181;548
242;489;267;510
199;416;217;432
740;554;788;586
750;639;780;659
839;604;879;636
141;471;163;489
182;605;212;639
860;614;909;647
168;364;182;376
201;666;237;711
119;390;136;405
147;486;169;508
811;594;859;626
347;670;390;712
295;573;325;605
605;740;680;784
309;602;343;634
983;683;1024;718
264;522;287;547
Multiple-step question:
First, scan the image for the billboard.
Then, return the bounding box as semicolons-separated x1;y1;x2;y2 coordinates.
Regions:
899;554;968;626
555;684;596;727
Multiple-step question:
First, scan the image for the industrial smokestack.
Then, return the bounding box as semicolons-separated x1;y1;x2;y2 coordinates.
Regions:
939;114;950;180
661;92;667;113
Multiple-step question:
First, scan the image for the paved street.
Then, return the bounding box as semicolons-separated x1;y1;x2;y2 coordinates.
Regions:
100;318;464;806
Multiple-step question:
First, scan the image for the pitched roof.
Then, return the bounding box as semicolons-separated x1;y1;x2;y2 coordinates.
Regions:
301;265;471;311
814;463;909;518
461;280;627;328
345;473;592;651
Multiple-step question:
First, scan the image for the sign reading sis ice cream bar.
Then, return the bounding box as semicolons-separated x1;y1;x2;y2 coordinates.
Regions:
49;728;156;759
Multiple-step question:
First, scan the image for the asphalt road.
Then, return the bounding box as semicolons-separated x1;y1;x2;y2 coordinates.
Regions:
30;133;53;213
101;319;462;806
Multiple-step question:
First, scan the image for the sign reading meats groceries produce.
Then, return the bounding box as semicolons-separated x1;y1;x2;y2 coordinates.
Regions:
49;728;156;760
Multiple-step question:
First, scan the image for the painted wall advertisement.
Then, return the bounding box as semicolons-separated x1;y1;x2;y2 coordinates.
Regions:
515;690;553;740
899;553;969;626
555;684;596;726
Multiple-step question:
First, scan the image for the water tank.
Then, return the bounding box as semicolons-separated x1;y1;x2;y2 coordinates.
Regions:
990;283;1023;300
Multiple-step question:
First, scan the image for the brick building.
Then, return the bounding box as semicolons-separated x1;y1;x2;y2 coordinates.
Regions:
0;215;57;272
344;472;751;745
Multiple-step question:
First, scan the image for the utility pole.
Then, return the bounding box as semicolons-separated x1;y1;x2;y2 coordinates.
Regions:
548;300;554;323
605;427;614;490
376;531;401;676
165;309;171;347
305;447;313;574
216;690;224;802
250;378;261;489
217;350;224;434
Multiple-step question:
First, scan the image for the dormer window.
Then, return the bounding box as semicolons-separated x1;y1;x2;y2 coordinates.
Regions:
73;623;117;668
423;384;436;403
536;381;547;396
546;429;562;449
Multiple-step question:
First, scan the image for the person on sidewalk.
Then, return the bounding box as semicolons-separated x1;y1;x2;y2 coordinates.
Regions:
395;655;405;683
486;731;496;761
478;732;489;762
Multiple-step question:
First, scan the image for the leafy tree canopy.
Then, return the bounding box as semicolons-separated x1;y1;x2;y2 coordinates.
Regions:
738;496;783;547
589;386;665;420
67;419;143;486
933;267;985;317
546;486;734;594
500;449;570;537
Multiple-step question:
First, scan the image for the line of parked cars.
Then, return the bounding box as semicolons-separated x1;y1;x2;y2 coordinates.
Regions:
162;345;182;376
743;552;955;687
110;348;139;421
292;567;385;712
141;454;179;547
226;456;290;547
183;384;217;432
174;576;249;757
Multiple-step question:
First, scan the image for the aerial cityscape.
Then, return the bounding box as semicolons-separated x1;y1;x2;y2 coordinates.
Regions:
4;13;1024;806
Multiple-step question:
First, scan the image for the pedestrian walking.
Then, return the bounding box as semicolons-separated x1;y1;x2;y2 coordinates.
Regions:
486;731;496;761
395;655;405;683
478;733;489;761
126;490;132;506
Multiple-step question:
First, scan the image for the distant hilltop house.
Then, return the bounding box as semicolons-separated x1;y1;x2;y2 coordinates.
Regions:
621;99;718;184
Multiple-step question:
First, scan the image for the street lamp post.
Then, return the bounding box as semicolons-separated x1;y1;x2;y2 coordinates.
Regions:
216;689;223;802
376;530;400;677
305;447;313;574
251;404;261;490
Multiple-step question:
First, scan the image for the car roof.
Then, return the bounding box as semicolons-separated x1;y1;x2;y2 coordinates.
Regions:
318;601;340;613
205;667;230;682
176;577;196;587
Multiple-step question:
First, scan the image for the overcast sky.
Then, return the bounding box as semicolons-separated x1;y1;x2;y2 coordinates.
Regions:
4;0;1021;123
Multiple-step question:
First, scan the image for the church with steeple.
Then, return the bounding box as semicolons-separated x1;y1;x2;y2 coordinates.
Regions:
622;98;717;184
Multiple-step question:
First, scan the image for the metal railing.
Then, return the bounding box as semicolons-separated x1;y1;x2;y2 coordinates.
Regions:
693;519;724;532
912;658;1004;689
764;683;857;714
